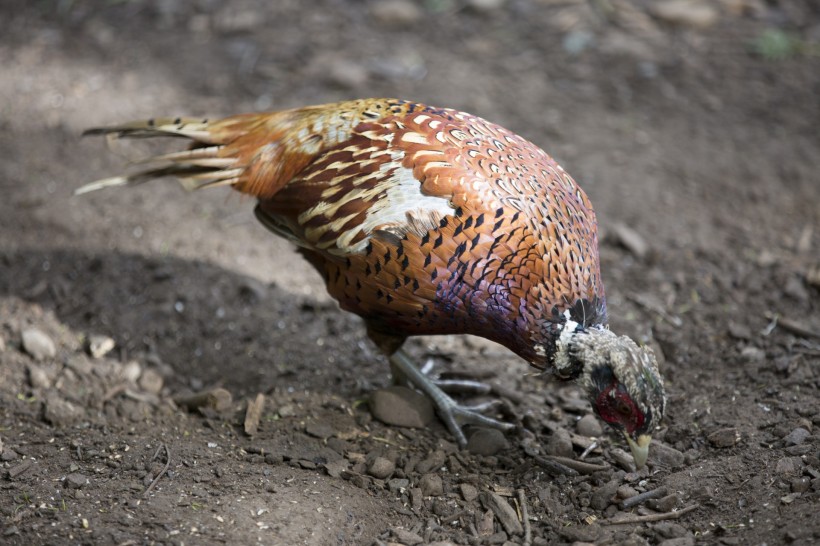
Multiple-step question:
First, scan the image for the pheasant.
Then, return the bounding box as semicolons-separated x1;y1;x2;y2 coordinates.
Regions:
80;98;666;468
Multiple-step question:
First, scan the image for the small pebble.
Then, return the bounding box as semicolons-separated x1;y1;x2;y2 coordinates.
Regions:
138;368;164;394
121;361;142;383
21;329;56;361
419;473;443;496
43;394;84;427
648;441;686;468
391;528;424;545
467;428;509;456
64;473;89;489
775;456;803;477
305;422;335;440
653;522;689;538
460;483;479;502
791;477;810;493
545;428;573;458
27;364;51;389
576;414;603;437
370;386;435;429
388;478;410;494
707;428;740;448
416;450;447;474
653;493;680;513
657;537;695;546
783;427;810;446
87;335;115;358
370;0;422;26
368;457;395;480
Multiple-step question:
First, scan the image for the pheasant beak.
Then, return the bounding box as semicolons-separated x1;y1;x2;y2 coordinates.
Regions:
625;433;651;469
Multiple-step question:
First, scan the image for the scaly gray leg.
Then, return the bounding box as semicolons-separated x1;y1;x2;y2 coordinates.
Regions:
389;348;515;447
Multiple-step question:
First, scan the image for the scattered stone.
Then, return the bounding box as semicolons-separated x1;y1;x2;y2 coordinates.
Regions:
577;414;603;437
388;478;410;494
323;459;348;478
391;528;424;545
87;335;115;359
648;441;686;468
650;0;719;28
21;328;56;361
174;388;233;413
653;522;689;539
416;450;447;474
652;493;680;513
658;537;695;546
370;386;435;429
121;361;142;383
740;346;765;363
64;473;89;489
591;479;621;510
43;394;84;427
609;222;649;258
481;491;523;535
27;364;51;390
370;0;422;26
783;427;810;446
545;428;574;458
1;449;19;462
791;477;810;493
467;428;509;456
419;473;444;497
617;485;639;500
7;460;33;479
467;0;506;12
409;487;423;510
557;523;602;543
305;421;335;440
368;457;395;480
277;404;296;418
138;368;164;395
775;456;803;477
707;428;740;448
298;460;317;470
460;483;479;502
611;447;637;471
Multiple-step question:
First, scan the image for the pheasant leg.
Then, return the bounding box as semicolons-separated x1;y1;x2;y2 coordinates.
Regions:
389;348;515;447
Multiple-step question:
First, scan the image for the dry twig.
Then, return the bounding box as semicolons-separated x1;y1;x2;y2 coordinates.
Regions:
517;489;532;546
622;487;668;509
604;504;699;525
143;443;171;498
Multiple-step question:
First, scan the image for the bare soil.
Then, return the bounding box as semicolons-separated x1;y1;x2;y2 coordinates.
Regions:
1;1;818;545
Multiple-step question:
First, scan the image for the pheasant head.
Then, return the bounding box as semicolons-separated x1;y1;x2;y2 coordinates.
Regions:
552;318;666;469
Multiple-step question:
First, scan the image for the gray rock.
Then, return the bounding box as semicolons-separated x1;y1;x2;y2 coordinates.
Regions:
791;477;811;493
416;450;447;474
27;364;51;390
577;414;603;437
305;421;335;440
545;428;574;458
648;440;686;468
367;457;395;479
653;522;689;538
138;368;164;395
388;478;410;494
419;473;443;497
43;394;84;427
460;482;479;502
783;427;810;446
370;386;435;428
775;456;803;477
609;222;649;258
467;427;509;456
392;527;424;545
653;493;680;513
21;329;56;361
64;473;89;489
658;537;695;546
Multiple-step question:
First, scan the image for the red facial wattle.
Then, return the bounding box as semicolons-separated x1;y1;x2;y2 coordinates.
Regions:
595;382;645;435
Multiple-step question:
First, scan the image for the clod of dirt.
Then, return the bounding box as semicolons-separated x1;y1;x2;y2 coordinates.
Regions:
21;328;56;361
466;427;509;456
369;386;435;428
591;479;621;510
545;428;574;457
173;388;233;413
43;394;84;426
305;421;335;440
391;527;424;545
416;450;447;474
419;473;443;496
775;457;804;477
368;456;395;479
707;428;741;448
577;414;604;437
322;459;349;478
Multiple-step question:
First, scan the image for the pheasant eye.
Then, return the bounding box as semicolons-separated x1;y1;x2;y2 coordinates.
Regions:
596;383;644;433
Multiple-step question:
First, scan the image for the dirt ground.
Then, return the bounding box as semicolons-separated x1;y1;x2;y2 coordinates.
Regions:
1;1;818;544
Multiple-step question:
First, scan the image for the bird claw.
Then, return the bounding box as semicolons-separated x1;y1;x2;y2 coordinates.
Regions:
389;349;515;448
